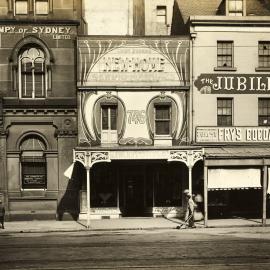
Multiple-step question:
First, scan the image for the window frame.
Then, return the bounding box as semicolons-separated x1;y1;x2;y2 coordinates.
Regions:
101;104;117;131
18;45;47;99
100;104;118;144
14;0;29;15
227;0;245;16
34;0;49;15
258;98;270;126
217;98;233;126
20;135;47;190
258;41;270;69
216;41;234;69
154;104;171;136
156;5;167;25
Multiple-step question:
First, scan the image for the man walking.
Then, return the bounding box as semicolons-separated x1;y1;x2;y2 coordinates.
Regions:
184;192;196;228
0;200;5;229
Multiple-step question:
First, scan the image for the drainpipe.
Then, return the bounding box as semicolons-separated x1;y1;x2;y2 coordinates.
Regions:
190;32;197;144
262;164;267;226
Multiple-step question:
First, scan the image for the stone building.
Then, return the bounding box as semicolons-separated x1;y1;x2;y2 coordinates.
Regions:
0;0;86;220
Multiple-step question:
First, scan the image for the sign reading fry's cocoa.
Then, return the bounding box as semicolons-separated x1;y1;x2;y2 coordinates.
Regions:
196;126;270;143
195;74;270;94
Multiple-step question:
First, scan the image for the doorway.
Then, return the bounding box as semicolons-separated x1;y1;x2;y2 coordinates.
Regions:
122;172;145;217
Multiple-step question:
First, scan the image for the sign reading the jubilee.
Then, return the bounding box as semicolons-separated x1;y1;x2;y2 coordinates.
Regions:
195;74;270;94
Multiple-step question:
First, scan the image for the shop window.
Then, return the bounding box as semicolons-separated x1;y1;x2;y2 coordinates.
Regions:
217;41;233;68
18;45;46;99
258;98;270;126
155;104;171;135
35;0;49;15
227;0;244;16
101;105;118;144
217;98;233;126
258;42;270;68
14;0;28;15
90;164;117;207
154;165;181;207
20;135;47;190
156;6;166;24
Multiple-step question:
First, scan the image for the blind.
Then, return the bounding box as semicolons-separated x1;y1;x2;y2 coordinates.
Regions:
208;168;261;190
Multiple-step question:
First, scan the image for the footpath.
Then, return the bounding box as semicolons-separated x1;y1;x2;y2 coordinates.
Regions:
0;217;269;234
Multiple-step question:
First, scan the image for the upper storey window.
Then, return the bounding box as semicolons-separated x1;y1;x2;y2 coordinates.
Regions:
217;41;233;68
156;6;166;24
35;0;49;15
155;104;171;136
14;0;49;15
227;0;245;16
15;0;28;15
18;45;46;99
258;42;270;68
101;105;118;144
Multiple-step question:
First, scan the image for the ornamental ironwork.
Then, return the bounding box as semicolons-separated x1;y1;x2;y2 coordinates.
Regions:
73;150;111;168
168;149;204;168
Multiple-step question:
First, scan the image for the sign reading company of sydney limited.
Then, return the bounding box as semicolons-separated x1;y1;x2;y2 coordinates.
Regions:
0;25;75;40
195;74;270;94
77;38;190;87
196;127;270;143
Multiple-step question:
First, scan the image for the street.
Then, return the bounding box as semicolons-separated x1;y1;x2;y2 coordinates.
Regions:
0;227;270;269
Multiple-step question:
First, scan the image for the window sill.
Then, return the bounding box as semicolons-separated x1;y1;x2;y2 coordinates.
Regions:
255;67;270;72
154;136;172;146
214;67;237;72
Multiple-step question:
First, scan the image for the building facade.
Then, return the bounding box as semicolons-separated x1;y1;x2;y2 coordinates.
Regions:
186;0;270;224
0;0;85;220
74;36;202;222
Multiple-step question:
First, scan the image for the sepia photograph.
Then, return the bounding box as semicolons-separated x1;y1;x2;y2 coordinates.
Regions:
0;0;270;269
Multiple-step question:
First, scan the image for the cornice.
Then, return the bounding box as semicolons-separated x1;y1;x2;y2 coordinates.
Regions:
190;16;270;27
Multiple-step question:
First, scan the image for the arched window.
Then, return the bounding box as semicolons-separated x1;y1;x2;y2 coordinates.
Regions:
18;45;47;99
20;135;47;189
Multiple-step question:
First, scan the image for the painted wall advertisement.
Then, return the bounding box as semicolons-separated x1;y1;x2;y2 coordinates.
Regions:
195;74;270;94
196;126;270;143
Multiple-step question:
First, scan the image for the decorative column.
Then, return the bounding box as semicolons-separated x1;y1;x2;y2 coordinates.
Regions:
74;150;111;229
168;149;204;195
204;163;208;227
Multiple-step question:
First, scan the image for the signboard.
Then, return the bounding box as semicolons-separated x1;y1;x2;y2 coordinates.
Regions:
195;74;270;94
23;174;46;188
0;25;76;40
77;38;190;87
196;126;270;143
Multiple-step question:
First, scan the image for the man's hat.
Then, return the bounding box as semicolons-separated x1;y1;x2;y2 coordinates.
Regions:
183;189;191;196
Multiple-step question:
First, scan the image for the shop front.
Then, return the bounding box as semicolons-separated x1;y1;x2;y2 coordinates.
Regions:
72;148;204;226
202;146;270;226
73;36;205;227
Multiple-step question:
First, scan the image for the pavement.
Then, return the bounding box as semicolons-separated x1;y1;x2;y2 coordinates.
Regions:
0;217;269;234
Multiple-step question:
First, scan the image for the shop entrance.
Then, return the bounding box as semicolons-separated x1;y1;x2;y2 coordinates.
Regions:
123;173;144;216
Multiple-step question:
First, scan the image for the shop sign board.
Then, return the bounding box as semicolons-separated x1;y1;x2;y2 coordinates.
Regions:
0;25;75;40
195;74;270;94
77;37;190;87
196;126;270;143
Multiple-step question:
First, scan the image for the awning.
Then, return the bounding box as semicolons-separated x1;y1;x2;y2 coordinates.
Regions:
64;163;74;179
205;147;270;158
208;168;261;190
